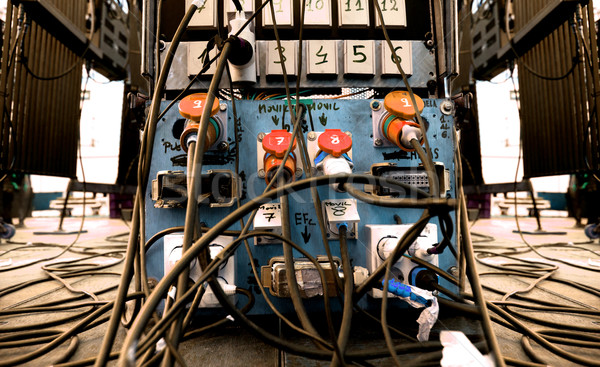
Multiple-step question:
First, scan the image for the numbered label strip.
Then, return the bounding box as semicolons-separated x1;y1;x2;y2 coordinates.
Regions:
260;39;412;76
188;0;405;28
167;40;432;90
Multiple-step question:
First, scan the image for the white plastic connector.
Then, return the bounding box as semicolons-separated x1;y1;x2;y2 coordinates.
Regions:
228;12;257;84
321;155;353;176
400;125;423;150
202;282;236;307
192;0;207;8
353;266;369;287
408;237;436;263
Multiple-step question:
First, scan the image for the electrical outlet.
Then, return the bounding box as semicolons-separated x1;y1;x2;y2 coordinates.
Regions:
365;223;438;298
164;234;236;307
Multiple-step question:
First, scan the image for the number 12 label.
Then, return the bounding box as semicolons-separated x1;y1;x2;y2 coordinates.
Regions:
375;0;407;27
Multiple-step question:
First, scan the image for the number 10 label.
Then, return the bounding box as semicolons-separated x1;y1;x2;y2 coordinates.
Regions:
304;0;332;26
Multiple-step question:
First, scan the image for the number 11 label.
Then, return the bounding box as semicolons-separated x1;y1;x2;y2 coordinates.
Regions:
339;0;369;26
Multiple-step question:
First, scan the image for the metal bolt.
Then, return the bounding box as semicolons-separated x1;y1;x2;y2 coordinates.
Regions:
258;169;265;178
374;138;383;146
447;266;459;277
426;39;434;48
440;100;454;115
219;103;227;111
307;132;317;141
218;141;229;152
295;167;303;178
370;100;381;111
147;278;159;291
257;132;266;142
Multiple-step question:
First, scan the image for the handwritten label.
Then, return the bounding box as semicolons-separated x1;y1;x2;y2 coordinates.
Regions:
294;212;316;226
254;203;282;230
308;40;337;74
322;199;360;225
162;139;182;154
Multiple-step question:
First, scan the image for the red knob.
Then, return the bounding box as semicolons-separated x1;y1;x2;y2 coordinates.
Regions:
262;130;296;158
317;129;352;157
178;93;220;121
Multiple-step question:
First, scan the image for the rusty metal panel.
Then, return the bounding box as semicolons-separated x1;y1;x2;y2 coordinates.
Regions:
514;1;600;177
0;0;84;177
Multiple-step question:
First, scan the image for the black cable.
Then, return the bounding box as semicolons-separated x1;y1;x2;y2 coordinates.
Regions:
94;2;201;365
118;174;448;363
331;224;354;366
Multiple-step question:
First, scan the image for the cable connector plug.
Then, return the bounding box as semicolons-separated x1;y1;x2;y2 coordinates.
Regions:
381;279;430;306
400;125;423;150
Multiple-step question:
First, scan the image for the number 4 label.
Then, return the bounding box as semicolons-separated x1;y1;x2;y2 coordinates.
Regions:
308;40;337;75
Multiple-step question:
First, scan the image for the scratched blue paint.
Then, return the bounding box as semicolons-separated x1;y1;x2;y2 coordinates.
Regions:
145;99;456;315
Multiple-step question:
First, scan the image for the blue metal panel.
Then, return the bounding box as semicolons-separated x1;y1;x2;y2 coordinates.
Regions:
145;98;456;315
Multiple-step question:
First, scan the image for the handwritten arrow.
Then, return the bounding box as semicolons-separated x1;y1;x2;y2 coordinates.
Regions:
301;225;311;244
318;113;327;126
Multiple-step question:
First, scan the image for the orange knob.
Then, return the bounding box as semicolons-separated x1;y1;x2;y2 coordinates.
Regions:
262;130;297;158
383;91;424;120
178;93;220;121
264;153;296;186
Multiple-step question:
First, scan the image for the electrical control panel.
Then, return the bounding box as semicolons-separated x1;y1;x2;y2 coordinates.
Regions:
142;0;456;317
144;98;456;314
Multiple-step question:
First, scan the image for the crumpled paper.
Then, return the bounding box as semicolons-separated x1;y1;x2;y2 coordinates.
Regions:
397;285;439;341
440;330;494;367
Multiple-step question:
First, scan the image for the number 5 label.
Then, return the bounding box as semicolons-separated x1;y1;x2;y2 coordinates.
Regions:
344;40;375;75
